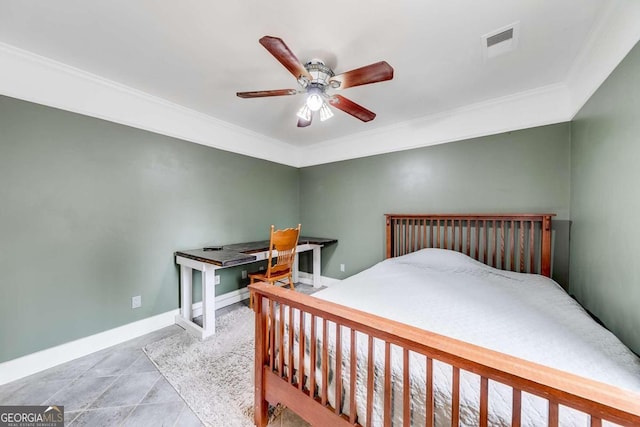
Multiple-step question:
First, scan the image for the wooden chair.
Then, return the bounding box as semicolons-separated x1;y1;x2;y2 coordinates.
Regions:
249;224;301;308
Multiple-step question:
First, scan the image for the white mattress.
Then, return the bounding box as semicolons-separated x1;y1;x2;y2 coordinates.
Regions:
305;248;640;426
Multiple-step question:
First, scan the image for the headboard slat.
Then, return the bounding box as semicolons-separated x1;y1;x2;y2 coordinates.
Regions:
519;220;525;273
529;221;535;273
385;214;555;277
510;220;516;272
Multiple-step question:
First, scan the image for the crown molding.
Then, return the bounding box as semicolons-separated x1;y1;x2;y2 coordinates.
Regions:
564;1;640;117
0;40;574;169
0;42;299;167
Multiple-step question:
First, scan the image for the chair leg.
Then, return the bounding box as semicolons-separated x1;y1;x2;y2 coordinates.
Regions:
288;274;295;290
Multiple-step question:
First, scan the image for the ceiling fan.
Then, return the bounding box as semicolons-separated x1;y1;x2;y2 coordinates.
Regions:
236;36;394;127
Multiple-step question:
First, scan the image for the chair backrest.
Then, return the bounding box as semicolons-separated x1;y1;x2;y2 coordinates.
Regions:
265;224;301;278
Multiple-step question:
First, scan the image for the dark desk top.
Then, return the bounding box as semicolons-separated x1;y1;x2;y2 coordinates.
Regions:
223;236;337;254
175;248;257;267
176;236;337;267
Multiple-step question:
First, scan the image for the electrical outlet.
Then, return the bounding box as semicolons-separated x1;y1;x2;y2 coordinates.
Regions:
259;266;265;271
241;270;247;279
131;295;141;309
340;264;345;272
215;275;220;285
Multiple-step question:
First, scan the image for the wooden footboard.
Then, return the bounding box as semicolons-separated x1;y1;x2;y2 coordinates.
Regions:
251;282;640;427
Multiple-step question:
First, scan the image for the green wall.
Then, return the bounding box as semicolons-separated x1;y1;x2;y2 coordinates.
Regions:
0;94;575;364
570;42;640;354
0;95;299;362
300;123;572;285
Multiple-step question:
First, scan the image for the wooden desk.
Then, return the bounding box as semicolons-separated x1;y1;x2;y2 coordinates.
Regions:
175;237;337;339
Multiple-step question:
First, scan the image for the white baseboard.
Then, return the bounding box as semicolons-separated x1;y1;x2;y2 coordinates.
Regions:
0;281;339;386
0;289;253;385
0;309;179;386
297;272;341;287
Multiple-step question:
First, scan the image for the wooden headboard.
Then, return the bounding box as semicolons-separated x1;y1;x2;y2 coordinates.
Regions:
385;213;555;277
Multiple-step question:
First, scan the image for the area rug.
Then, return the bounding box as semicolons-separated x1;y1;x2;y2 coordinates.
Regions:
143;307;282;427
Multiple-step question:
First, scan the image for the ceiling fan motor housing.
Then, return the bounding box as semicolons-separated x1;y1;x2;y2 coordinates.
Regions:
303;59;334;88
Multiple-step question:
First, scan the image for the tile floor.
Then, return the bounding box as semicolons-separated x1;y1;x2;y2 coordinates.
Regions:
0;325;197;426
0;284;318;427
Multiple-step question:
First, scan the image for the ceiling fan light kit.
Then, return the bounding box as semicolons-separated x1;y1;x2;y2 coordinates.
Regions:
236;36;394;128
319;103;334;122
296;104;311;122
305;85;324;111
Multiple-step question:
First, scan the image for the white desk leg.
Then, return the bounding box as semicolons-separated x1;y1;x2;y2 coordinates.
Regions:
312;245;321;288
180;266;193;321
201;268;216;338
293;253;299;283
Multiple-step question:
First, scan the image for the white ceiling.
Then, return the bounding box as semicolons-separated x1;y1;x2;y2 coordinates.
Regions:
1;1;639;166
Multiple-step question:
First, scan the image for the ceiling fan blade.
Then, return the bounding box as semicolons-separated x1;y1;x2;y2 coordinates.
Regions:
329;61;394;90
236;89;298;98
259;36;313;82
297;116;312;127
329;95;376;122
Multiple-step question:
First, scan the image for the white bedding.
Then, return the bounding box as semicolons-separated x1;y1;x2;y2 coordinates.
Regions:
293;248;640;426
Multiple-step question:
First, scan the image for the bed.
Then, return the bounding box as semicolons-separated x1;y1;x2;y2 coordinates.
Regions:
249;214;640;426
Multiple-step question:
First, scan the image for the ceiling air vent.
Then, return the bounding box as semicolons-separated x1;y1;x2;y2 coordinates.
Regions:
482;21;520;61
486;28;513;47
